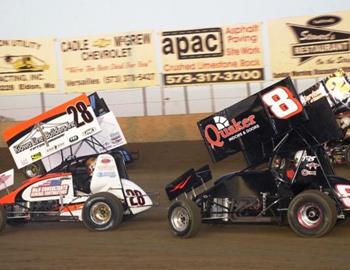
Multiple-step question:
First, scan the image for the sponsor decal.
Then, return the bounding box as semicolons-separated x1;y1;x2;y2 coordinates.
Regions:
46;142;65;153
0;169;14;191
302;155;316;162
31;152;42;161
301;169;317;176
83;127;96;136
97;165;114;171
13;121;76;155
69;135;79;143
101;158;111;164
170;176;192;193
0;174;10;184
110;132;122;144
96;171;116;178
204;114;258;148
30;179;69;198
305;162;320;170
20;158;29;167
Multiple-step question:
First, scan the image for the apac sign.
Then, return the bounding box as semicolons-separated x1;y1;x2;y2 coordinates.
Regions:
160;23;264;86
162;28;224;59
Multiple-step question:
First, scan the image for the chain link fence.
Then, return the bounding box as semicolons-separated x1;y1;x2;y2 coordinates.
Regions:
0;75;320;121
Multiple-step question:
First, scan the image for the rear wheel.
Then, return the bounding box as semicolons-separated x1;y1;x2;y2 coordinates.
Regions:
288;190;337;237
168;199;201;238
82;192;123;231
0;205;7;233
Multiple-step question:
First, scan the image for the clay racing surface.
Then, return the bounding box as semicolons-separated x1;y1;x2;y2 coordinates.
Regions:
0;141;349;270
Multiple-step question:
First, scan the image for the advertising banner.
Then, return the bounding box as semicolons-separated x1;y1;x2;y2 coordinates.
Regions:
268;10;350;79
60;31;159;92
0;39;58;93
3;94;101;169
160;23;264;86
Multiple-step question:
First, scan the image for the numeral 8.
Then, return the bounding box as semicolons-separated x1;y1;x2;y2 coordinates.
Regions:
262;87;303;119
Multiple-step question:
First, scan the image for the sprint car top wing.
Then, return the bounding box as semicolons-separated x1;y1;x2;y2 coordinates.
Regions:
198;76;342;166
38;93;127;172
3;94;102;169
300;69;350;114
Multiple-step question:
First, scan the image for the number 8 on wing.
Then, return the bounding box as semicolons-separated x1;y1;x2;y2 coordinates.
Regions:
262;87;303;119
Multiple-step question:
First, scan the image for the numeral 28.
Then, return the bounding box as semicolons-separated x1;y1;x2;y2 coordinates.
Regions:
66;102;94;127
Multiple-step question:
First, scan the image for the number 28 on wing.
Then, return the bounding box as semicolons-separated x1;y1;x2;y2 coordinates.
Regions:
262;87;303;119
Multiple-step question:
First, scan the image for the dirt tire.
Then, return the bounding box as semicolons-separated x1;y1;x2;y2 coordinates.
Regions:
288;190;337;237
0;205;7;233
23;161;45;178
82;192;123;231
168;199;201;238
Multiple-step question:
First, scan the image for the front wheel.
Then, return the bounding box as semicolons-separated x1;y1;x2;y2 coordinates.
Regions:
288;190;337;237
82;192;123;231
168;199;201;238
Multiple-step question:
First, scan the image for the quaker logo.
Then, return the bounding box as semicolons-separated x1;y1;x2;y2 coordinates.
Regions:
69;135;78;143
287;15;350;64
162;28;224;60
213;116;230;130
204;114;257;148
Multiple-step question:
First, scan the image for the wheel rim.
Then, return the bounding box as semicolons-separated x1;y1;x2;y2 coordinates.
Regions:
171;206;190;232
297;203;323;229
90;202;112;225
25;164;39;178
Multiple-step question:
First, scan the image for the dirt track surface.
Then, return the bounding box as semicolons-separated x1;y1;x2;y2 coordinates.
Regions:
1;141;350;270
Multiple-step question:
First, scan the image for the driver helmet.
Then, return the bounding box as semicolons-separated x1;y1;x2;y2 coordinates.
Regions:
86;157;97;176
294;150;304;164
